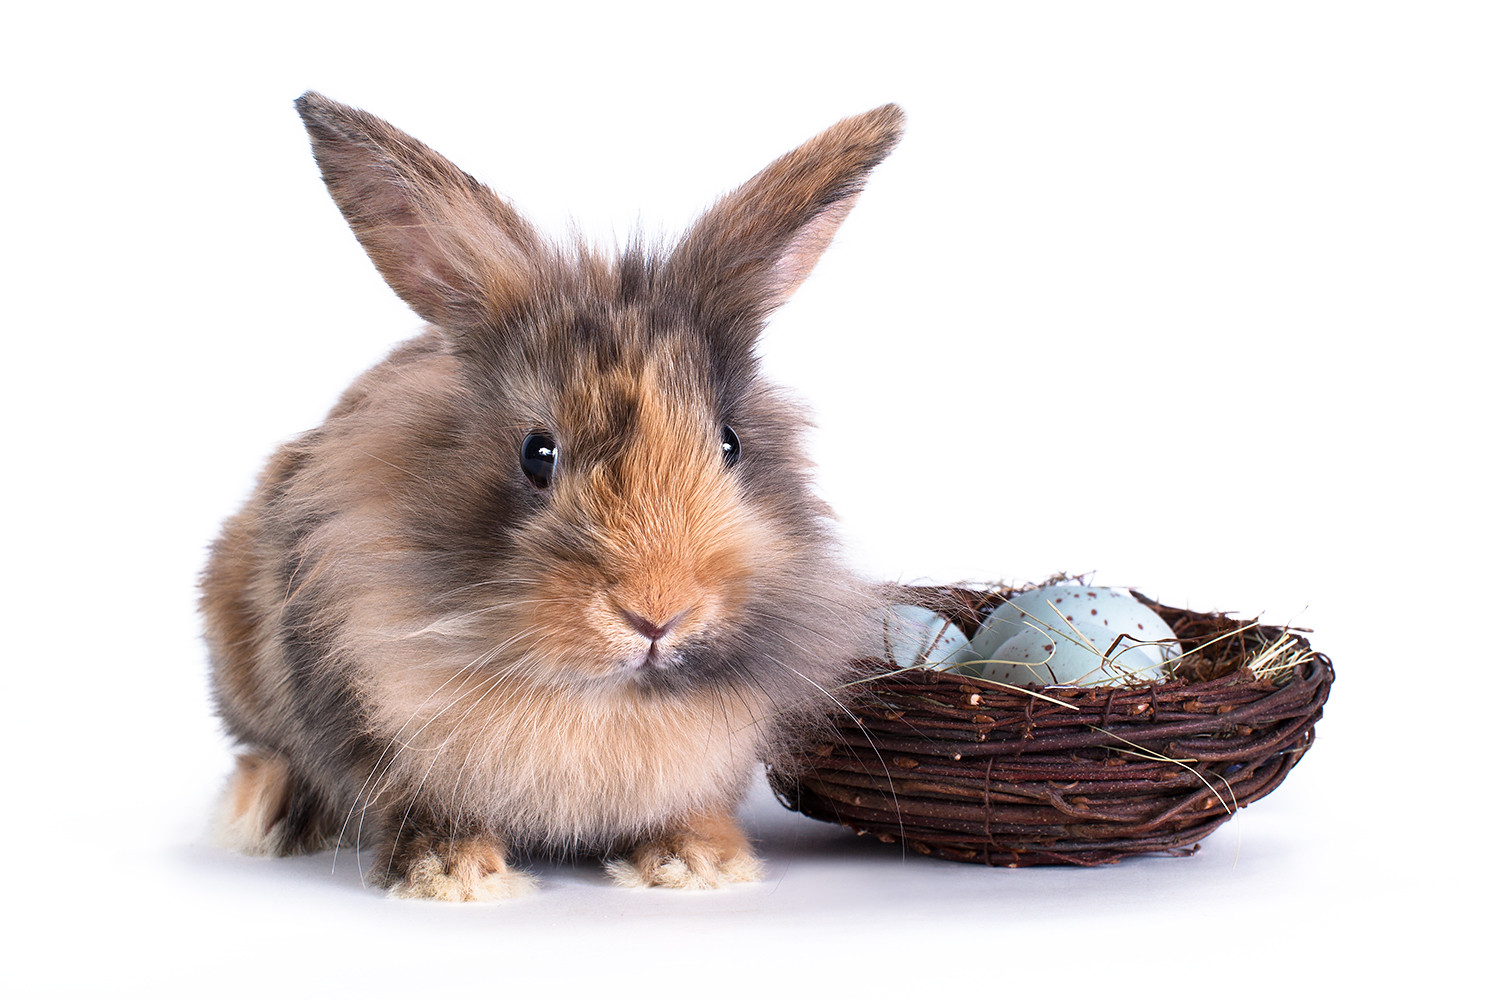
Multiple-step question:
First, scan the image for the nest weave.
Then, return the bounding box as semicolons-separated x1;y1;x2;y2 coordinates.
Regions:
768;585;1333;866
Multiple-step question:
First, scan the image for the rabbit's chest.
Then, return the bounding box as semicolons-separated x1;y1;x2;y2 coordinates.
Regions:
371;674;769;845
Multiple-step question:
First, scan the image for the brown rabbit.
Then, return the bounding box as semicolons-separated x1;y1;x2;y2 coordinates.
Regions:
201;92;903;900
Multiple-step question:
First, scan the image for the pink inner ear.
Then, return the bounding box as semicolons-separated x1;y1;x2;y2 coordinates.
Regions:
298;93;545;331
763;199;858;309
356;182;537;330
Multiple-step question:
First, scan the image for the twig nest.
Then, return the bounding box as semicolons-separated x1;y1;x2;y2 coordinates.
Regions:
959;585;1181;687
769;584;1335;867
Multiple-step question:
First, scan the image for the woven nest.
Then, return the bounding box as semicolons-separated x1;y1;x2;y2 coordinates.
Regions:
768;584;1334;867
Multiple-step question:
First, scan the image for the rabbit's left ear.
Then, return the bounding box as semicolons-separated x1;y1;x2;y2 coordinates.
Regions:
665;105;904;348
295;91;545;331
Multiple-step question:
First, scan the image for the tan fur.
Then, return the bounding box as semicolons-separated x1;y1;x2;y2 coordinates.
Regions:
202;515;264;715
201;448;304;723
385;837;537;902
357;648;771;848
605;809;765;889
213;752;338;856
214;753;290;855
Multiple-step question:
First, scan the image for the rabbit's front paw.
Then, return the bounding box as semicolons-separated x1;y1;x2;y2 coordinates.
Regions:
378;836;536;902
606;812;764;889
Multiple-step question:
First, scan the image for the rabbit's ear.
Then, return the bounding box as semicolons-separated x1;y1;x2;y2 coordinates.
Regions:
666;105;904;348
295;92;544;330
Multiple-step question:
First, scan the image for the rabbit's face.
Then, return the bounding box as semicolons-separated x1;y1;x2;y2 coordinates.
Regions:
463;301;805;692
495;324;754;687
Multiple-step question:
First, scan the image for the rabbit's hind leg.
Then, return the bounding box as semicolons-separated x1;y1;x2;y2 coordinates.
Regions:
214;750;338;857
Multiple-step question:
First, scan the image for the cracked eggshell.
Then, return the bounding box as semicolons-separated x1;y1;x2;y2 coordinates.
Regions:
964;585;1180;686
876;605;971;669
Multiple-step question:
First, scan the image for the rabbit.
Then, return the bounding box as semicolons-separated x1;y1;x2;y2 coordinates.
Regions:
201;91;904;901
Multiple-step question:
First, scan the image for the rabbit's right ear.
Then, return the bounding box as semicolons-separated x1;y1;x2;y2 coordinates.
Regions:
294;92;544;331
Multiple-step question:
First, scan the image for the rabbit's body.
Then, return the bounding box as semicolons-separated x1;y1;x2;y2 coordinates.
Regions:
203;94;902;899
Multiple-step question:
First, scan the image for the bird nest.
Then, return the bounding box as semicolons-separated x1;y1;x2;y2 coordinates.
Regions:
767;584;1333;866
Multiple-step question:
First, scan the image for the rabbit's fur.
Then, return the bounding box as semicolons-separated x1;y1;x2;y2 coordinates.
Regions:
202;93;903;899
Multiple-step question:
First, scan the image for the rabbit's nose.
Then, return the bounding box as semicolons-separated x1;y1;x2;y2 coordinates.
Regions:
619;608;689;642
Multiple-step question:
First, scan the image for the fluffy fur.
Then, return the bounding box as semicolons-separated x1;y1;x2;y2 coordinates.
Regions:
201;93;903;900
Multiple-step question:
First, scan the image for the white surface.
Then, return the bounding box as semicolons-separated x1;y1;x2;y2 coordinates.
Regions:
5;2;1493;996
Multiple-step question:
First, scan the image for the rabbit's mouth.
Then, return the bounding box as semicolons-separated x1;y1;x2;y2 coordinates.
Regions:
598;618;750;692
615;605;693;673
627;642;670;674
615;627;699;678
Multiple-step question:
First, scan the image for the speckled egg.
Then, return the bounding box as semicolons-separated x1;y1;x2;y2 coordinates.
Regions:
962;585;1180;687
876;605;971;669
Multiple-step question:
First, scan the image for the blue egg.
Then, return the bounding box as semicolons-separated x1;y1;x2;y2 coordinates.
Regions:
878;605;971;669
963;586;1180;687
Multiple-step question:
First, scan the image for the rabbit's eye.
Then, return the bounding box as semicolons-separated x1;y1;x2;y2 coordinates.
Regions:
521;432;558;488
720;425;740;468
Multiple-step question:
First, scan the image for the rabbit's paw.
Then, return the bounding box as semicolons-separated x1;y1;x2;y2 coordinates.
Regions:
379;837;536;902
214;752;338;857
606;812;764;889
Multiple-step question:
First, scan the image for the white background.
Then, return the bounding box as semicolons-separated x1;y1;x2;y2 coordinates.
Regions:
6;2;1494;996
